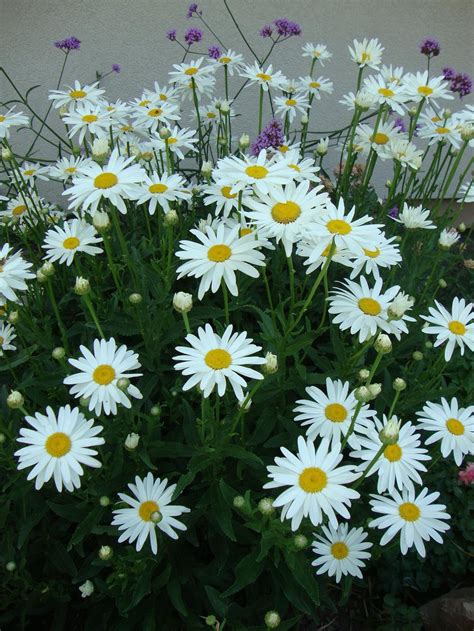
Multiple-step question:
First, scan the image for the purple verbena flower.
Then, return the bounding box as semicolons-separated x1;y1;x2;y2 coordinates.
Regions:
393;117;407;133
419;38;440;57
166;29;177;41
388;206;399;219
185;27;203;45
187;3;201;17
450;72;472;98
442;67;456;81
54;37;81;52
208;45;222;60
273;18;301;37
112;64;121;73
250;119;285;156
259;24;273;39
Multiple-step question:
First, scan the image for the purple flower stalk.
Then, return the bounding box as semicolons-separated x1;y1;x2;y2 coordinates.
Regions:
112;64;121;73
166;29;177;41
250;119;285;156
54;37;81;51
273;18;302;37
442;67;456;81
419;38;440;57
259;24;273;39
184;27;203;45
450;72;472;98
208;45;222;60
187;3;201;17
388;206;399;219
393;117;407;133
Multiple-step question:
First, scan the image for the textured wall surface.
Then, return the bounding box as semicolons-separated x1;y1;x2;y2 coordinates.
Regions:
1;0;473;205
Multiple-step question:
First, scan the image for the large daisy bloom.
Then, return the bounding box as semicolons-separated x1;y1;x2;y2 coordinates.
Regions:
176;223;266;300
112;472;190;554
350;416;430;493
63;105;112;144
369;488;450;557
63;149;146;215
211;49;244;75
312;524;373;583
294;378;376;449
355;121;406;159
48;156;93;182
173;323;265;399
48;80;105;111
203;182;251;218
42;218;103;266
0;107;30;139
363;74;408;115
416;397;474;465
391;203;436;230
15;405;104;492
64;338;143;416
348;234;401;279
264;436;361;531
239;62;287;91
0;244;35;303
403;71;454;103
421;297;474;361
134;171;191;214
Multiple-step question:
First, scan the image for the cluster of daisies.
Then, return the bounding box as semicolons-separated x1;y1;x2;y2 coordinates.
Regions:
0;30;473;584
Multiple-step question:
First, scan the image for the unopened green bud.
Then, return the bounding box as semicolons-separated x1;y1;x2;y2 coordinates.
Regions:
393;377;407;392
99;496;110;507
438;278;447;288
265;610;281;628
258;497;275;515
293;534;308;549
150;405;161;416
128;293;142;304
233;495;245;509
205;616;217;626
52;346;66;360
358;368;370;382
7;390;24;409
412;351;423;361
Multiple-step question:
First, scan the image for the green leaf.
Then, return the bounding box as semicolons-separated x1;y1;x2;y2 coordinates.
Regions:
222;549;264;597
167;575;188;616
68;505;104;550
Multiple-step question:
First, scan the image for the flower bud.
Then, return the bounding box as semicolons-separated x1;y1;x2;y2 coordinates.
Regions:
99;496;110;507
258;497;275;515
368;383;382;399
128;293;142;305
91;137;110;160
150;405;161;416
388;292;415;320
424;340;433;349
52;346;66;360
74;276;90;296
221;103;230;115
315;136;329;156
458;222;466;233
92;211;111;231
379;416;401;445
354;386;371;403
393;377;407;392
173;291;193;314
263;351;278;375
124;432;140;450
265;611;281;629
205;616;217;627
0;433;6;444
412;351;423;361
41;261;55;277
438;278;447;288
163;209;178;226
239;133;250;149
358;368;370;382
8;310;19;324
98;545;113;561
159;127;171;139
293;534;308;549
140;151;153;162
408;107;418;117
150;510;163;524
374;333;392;354
36;269;47;284
233;495;245;509
6;561;16;572
201;161;213;176
117;378;130;391
79;580;94;598
59;105;69;118
301;113;309;125
385;179;392;188
1;147;12;161
7;390;24;409
79;396;90;407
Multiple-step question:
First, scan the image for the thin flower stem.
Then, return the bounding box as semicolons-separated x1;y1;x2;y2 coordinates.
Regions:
82;294;105;338
181;311;191;334
46;279;70;354
387;390;401;420
258;86;264;133
286;255;295;324
352;444;385;489
222;280;230;325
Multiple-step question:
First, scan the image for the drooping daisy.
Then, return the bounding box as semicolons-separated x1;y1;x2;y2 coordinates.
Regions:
42;218;103;266
0;321;17;353
112;472;190;554
150;125;198;159
134;172;191;214
49;80;105;111
416;397;474;466
403;71;454;103
369;488;450;557
302;43;332;66
339;90;377;112
421;297;474;360
203;182;251;218
349;38;384;70
0;244;35;303
48;156;93;182
15;405;104;492
298;75;334;99
176;223;266;299
0;107;29;139
239;62;287;92
242;179;328;256
173;323;265;399
63;105;112;144
355;121;406;158
363;74;408;115
63;149;146;215
438;228;460;249
348;234;401;279
274;92;309;123
211;49;244;75
64;338;143;416
387;138;423;170
350;416;430;493
391;203;436;230
294;378;376;449
264;436;360;531
311;524;373;583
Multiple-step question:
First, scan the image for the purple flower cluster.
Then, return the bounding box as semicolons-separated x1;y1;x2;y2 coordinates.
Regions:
259;24;273;39
250;119;285;156
442;67;456;81
419;38;441;57
187;3;201;17
388;206;399;219
443;67;472;98
273;18;301;37
54;37;81;52
184;27;203;45
166;29;177;42
112;64;121;73
208;45;222;60
393;117;407;133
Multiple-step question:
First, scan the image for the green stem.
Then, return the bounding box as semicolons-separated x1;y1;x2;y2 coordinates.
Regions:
182;311;191;334
387;390;401;420
258;86;264;133
352;444;385;489
82;294;105;338
222;280;230;325
46;279;69;354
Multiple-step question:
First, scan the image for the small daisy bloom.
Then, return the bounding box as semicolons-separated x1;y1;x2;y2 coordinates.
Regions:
350;416;430;493
239;62;287;92
387;138;423;170
302;43;332;66
48;156;93;182
169;57;216;87
438;228;460;249
0;195;38;226
416;397;474;466
355;121;406;158
418;120;462;149
18;161;50;183
403;71;454;103
0;321;17;353
173;323;265;399
297;240;354;275
211;49;244;75
176;223;266;299
312;524;372;583
392;203;436;230
272;148;321;183
421;297;474;360
0;244;35;303
150;125;198;159
64;338;143;416
349;38;384;69
264;436;361;531
363;74;408;115
142;83;180;104
274;92;309;123
42;218;103;266
298;75;334;99
0;107;29;139
49;80;105;111
369;488;450;557
134;171;191;214
63;105;112;144
348;234;401;279
112;472;190;554
15;405;104;492
294;378;376;449
380;64;405;86
203;182;251;218
131;101;180;133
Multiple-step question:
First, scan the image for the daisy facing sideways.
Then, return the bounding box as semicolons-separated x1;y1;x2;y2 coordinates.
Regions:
15;405;104;492
42;218;103;266
112;472;189;554
312;524;373;583
0;321;17;354
0;244;35;303
421;297;474;361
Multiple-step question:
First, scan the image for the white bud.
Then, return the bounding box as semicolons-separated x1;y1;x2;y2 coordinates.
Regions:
358;368;370;382
91;137;110;159
379;416;401;445
263;352;278;375
128;293;142;304
393;377;407;392
239;133;250;149
159;127;171;139
354;89;376;110
315;136;329;156
74;276;90;296
293;534;308;549
1;147;12;160
52;346;66;360
265;611;281;629
220;102;230;114
124;432;139;450
92;211;111;231
354;386;371;403
6;561;16;572
201;161;213;176
79;580;94;598
458;222;466;233
98;545;113;560
368;383;382;399
374;333;392;354
173;292;193;314
233;495;245;508
301;113;309;124
388;292;415;320
7;390;24;409
163;209;178;226
36;269;48;284
258;497;275;515
41;261;55;277
99;496;110;507
150;510;163;524
8;310;19;324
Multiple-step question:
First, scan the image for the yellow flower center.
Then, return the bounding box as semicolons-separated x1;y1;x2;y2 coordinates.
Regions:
159;94;168;101
208;244;232;262
418;85;433;97
45;432;72;457
278;145;289;153
92;364;116;385
322;244;334;257
399;502;420;522
167;137;177;145
139;99;151;107
358;297;381;316
245;165;268;179
271;201;301;224
205;348;232;370
12;204;27;216
221;186;237;199
285;98;297;106
207;112;216;118
299;467;328;493
94;172;118;189
240;227;253;237
65;166;77;173
326;219;352;235
149;183;168;194
448;320;466;335
219;56;232;64
69;89;87;99
363;247;380;258
256;73;272;82
23;169;36;176
384;443;402;462
63;236;81;250
121;124;133;132
446;418;465;435
435;127;450;135
431;116;442;123
184;67;199;75
0;336;3;344
138;500;159;521
378;87;395;97
331;542;349;560
82;114;98;123
371;132;390;145
0;116;5;122
309;81;321;88
148;108;163;117
361;52;371;63
325;403;348;423
289;164;301;172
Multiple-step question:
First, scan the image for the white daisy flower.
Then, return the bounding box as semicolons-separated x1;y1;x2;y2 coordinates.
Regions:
380;64;405;86
387;138;423;170
355;121;406;159
274;92;309;123
63;105;112;144
363;74;408;115
169;57;216;87
48;156;93;182
18;161;50;183
15;405;104;492
239;62;287;92
142;83;180;104
64;338;143;416
264;436;360;531
0;321;17;353
392;203;436;230
112;472;189;554
302;43;332;66
339;90;377;112
298;75;333;99
369;487;450;557
150;125;198;160
42;218;103;266
421;297;474;361
312;524;372;583
0;195;36;226
349;38;384;69
63;149;146;215
211;49;244;75
0;244;35;303
457;181;474;203
134;171;191;214
0;107;29;139
102;99;132;126
403;71;454;103
49;80;105;111
294;378;376;449
438;228;460;249
176;223;266;300
297;240;354;275
348;234;401;279
203;182;251;218
416;397;474;466
173;323;265;399
131;101;180;133
273;148;320;183
350;416;430;493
